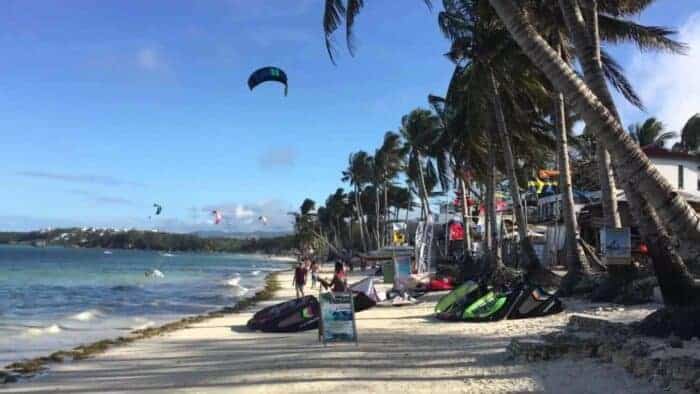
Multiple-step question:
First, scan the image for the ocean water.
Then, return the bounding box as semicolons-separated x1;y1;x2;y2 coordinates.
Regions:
0;245;289;364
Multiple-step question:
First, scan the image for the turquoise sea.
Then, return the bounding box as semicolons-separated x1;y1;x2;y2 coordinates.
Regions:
0;245;288;364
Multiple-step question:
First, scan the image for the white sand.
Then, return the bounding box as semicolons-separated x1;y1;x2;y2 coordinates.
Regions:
2;269;663;394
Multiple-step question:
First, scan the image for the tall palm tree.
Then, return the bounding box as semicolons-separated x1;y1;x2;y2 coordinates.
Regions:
373;131;405;247
438;1;558;281
628;117;677;148
485;0;700;244
342;151;373;252
673;114;700;153
400;109;441;218
486;0;700;304
325;188;349;248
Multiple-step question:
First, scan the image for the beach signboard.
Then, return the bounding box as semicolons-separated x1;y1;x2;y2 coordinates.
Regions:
600;227;631;266
318;291;358;345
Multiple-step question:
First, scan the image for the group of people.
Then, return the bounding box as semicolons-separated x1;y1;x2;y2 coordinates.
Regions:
292;259;347;298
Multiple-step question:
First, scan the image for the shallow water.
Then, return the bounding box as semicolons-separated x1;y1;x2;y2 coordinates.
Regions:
0;245;288;364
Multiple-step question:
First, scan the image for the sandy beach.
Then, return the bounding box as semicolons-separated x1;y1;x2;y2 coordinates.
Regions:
2;268;663;394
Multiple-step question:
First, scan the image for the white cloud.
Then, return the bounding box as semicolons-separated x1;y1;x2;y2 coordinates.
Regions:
258;146;297;169
136;48;166;71
621;12;700;133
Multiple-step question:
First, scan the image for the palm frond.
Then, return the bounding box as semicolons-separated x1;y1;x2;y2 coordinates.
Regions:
345;0;364;57
599;15;688;54
323;0;346;64
600;50;644;110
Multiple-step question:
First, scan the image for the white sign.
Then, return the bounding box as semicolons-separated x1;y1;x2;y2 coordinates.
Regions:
600;227;631;266
319;292;358;344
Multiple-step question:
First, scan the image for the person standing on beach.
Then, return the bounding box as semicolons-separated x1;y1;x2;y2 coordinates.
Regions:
310;261;320;289
292;262;307;298
319;262;347;293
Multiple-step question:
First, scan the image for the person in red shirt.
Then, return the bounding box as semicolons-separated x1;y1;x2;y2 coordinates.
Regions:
292;262;307;298
320;262;347;293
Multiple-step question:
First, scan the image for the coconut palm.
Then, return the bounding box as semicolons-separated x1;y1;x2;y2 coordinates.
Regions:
673;114;700;153
372;131;405;247
628;117;677;148
399;109;441;218
342;151;373;252
325;188;349;248
483;0;700;244
486;0;700;305
438;0;560;281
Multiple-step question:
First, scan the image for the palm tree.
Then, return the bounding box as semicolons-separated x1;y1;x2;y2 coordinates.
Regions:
438;1;559;281
673;114;700;153
373;131;405;247
325;188;349;248
400;109;441;219
342;151;373;252
484;0;700;245
486;0;700;305
628;117;677;148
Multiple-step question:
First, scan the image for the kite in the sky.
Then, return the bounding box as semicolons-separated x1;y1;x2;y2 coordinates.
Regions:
258;216;268;225
153;203;162;216
248;66;288;96
212;210;223;225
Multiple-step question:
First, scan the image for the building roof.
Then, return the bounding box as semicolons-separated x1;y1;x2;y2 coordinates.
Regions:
642;146;700;162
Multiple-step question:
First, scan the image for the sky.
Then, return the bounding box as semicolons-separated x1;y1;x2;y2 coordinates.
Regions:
2;0;699;233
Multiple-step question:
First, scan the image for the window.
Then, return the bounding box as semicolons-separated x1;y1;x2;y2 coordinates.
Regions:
678;165;684;189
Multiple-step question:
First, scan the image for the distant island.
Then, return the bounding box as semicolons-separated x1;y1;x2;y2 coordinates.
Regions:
0;227;296;255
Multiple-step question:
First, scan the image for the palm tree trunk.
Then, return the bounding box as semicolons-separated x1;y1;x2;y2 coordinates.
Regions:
487;0;700;242
487;69;540;270
417;155;432;216
355;186;368;252
626;193;700;306
559;0;622;228
375;186;382;249
486;133;502;270
554;89;593;291
459;175;472;255
384;182;389;246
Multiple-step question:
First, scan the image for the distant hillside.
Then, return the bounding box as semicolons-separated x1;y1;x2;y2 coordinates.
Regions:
193;230;292;239
0;227;296;254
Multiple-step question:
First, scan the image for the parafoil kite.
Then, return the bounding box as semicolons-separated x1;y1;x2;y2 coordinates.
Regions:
212;210;223;225
153;203;162;216
248;66;288;96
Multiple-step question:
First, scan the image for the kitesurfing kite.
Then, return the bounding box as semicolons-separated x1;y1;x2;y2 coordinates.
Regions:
258;216;268;225
248;66;288;96
153;203;162;216
212;210;223;225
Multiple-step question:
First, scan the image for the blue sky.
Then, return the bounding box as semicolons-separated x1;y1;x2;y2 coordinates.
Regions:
2;0;699;232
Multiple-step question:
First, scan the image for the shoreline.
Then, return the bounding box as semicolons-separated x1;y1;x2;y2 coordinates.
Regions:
3;270;286;382
2;269;667;393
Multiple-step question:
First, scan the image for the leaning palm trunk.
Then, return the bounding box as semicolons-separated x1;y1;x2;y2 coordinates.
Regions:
486;130;502;271
626;193;700;306
487;71;540;268
375;186;382;249
384;182;389;246
559;0;621;228
459;175;472;255
487;0;700;242
488;70;559;286
354;186;368;252
554;90;593;291
417;155;432;217
559;0;700;296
